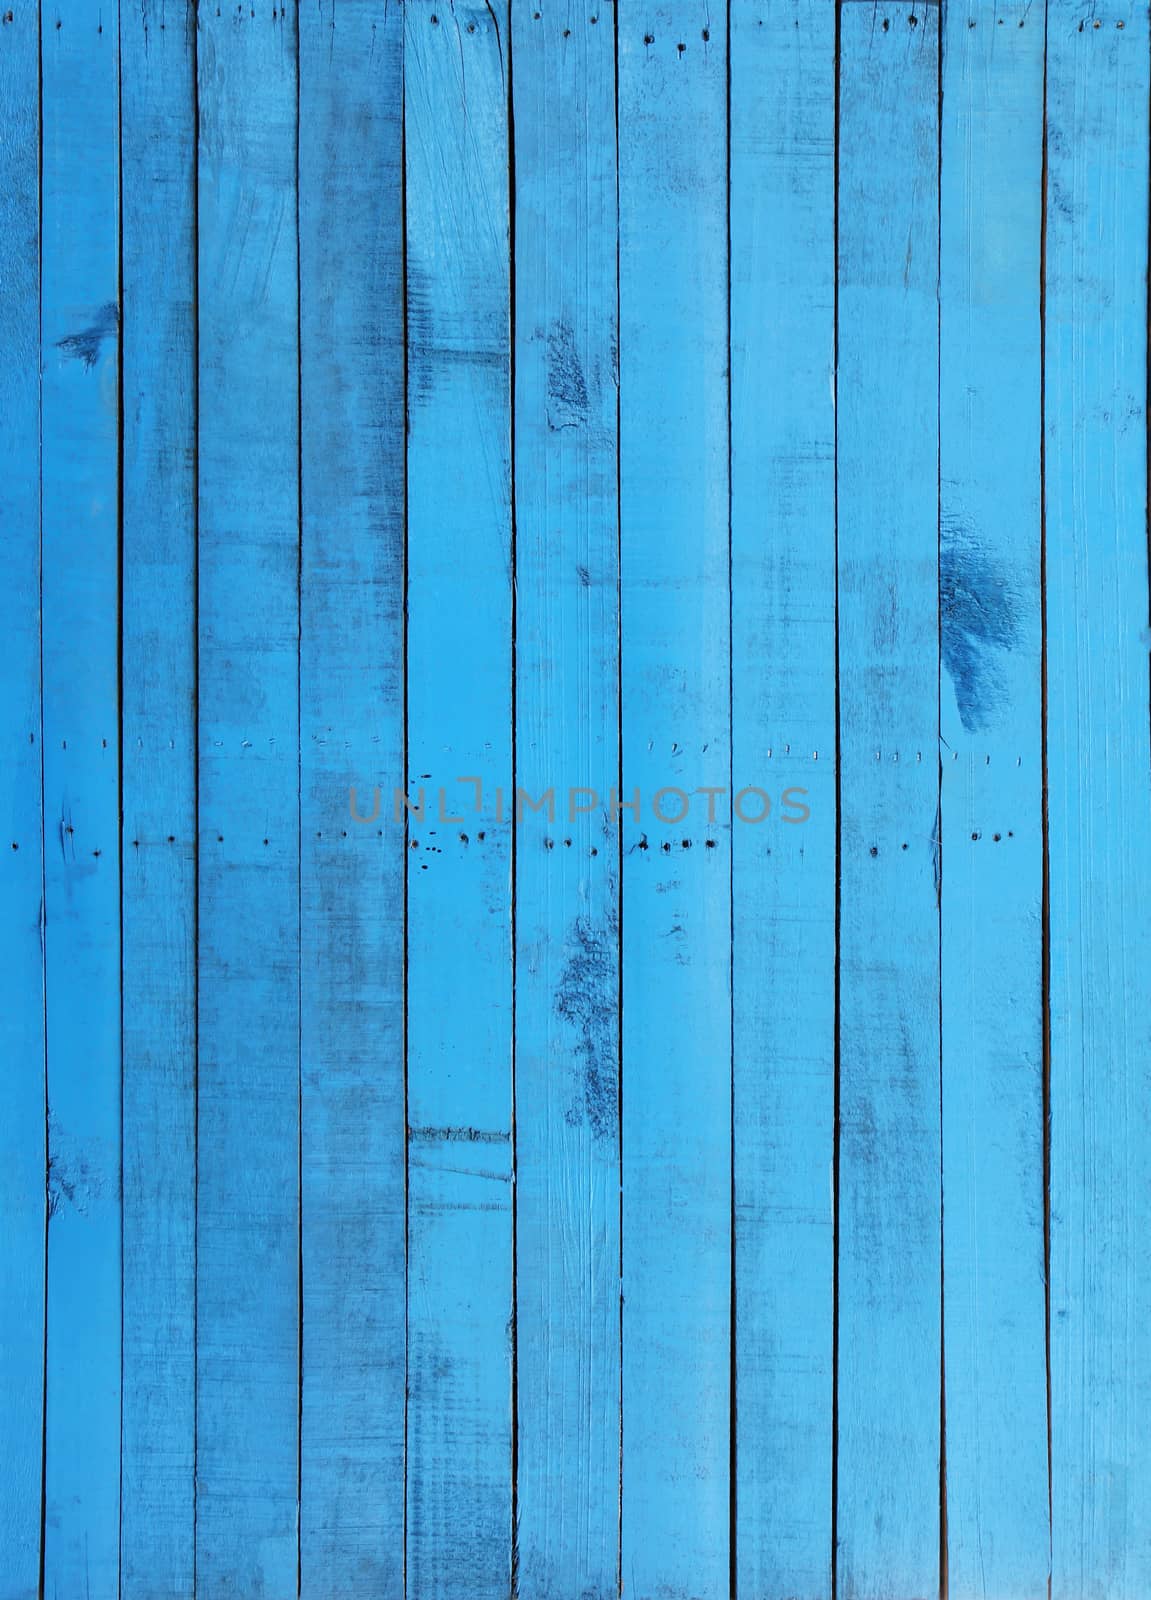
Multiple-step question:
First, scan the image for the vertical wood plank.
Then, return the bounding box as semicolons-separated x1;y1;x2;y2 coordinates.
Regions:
41;4;122;1592
297;3;407;1594
0;7;44;1596
835;7;940;1596
119;4;198;1594
403;4;514;1595
511;7;621;1595
1045;5;1151;1596
730;2;837;1593
939;6;1050;1596
617;9;731;1596
196;8;301;1593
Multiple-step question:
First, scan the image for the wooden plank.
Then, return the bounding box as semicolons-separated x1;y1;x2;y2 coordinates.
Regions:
938;6;1049;1596
616;9;731;1595
119;5;198;1594
835;9;940;1597
511;6;620;1595
297;4;406;1594
403;4;514;1595
730;2;837;1594
1045;5;1151;1597
40;6;122;1593
0;8;44;1595
195;8;301;1593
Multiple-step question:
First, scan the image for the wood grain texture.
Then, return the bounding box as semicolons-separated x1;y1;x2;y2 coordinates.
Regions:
298;4;407;1594
1045;5;1151;1597
617;9;732;1596
195;9;301;1593
40;7;123;1593
403;5;514;1595
939;7;1050;1597
0;9;44;1597
730;3;837;1594
511;7;621;1597
835;8;941;1597
5;5;1151;1594
120;6;198;1594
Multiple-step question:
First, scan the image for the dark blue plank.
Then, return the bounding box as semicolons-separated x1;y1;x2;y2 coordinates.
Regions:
196;9;301;1593
298;4;407;1593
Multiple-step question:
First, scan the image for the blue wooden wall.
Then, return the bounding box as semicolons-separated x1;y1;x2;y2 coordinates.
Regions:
1;2;1149;1597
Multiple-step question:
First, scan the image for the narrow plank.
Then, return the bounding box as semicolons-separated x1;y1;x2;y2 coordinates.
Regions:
1045;6;1151;1597
617;10;732;1596
119;5;197;1594
40;6;122;1593
403;4;514;1595
511;7;621;1595
196;8;301;1593
0;8;45;1596
938;7;1049;1597
835;8;941;1597
297;4;406;1594
730;2;837;1594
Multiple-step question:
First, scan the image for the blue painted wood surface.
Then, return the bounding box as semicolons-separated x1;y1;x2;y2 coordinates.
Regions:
939;7;1050;1597
195;9;301;1594
730;3;837;1594
617;9;732;1596
41;7;123;1594
1046;5;1151;1597
298;5;407;1596
835;9;941;1596
511;7;621;1596
120;4;198;1595
0;10;44;1599
403;5;514;1595
3;3;1151;1595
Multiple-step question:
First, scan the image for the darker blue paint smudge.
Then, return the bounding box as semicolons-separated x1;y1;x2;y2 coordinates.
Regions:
546;319;588;429
940;515;1020;732
554;915;618;1139
56;301;119;370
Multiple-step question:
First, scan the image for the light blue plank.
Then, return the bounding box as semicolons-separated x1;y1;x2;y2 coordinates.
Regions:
617;10;731;1596
196;8;301;1593
298;3;406;1593
835;9;940;1597
41;6;122;1593
730;2;837;1593
1045;5;1151;1597
119;5;197;1594
403;5;514;1595
0;8;44;1596
511;7;620;1595
939;6;1049;1596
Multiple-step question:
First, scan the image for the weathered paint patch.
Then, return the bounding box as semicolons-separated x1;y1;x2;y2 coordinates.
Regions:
55;301;119;370
546;319;588;429
46;1116;104;1219
408;1125;510;1144
554;915;618;1139
940;513;1020;732
407;255;508;406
